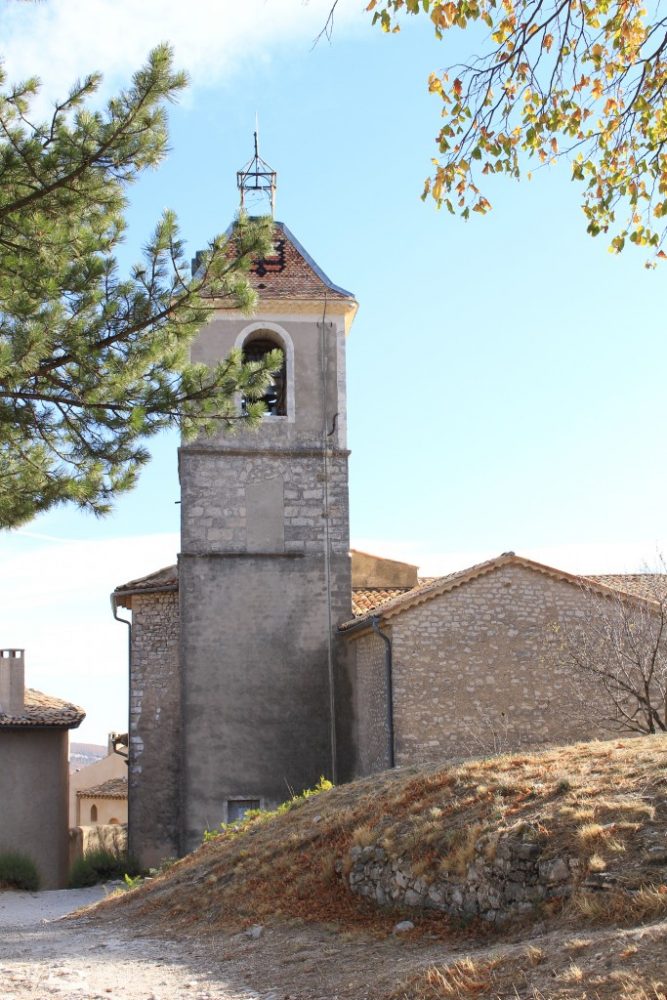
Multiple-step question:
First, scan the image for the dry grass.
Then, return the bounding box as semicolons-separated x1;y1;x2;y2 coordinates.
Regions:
92;734;667;946
570;886;667;925
393;957;500;998
390;921;667;999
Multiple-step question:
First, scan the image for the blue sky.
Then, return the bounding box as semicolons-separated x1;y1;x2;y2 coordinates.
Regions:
2;0;666;743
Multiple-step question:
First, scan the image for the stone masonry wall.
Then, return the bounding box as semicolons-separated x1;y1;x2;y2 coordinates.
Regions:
181;451;350;567
344;830;580;925
129;591;181;868
351;631;391;777
382;564;614;766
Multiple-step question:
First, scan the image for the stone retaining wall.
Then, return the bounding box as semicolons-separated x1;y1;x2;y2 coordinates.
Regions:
342;828;581;924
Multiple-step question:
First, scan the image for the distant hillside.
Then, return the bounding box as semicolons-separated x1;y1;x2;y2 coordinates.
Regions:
69;741;106;772
92;736;667;999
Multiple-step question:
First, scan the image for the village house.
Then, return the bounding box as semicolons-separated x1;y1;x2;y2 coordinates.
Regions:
0;649;84;888
69;734;128;827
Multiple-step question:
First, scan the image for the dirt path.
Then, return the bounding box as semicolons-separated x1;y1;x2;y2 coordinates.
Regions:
0;888;464;1000
0;889;264;1000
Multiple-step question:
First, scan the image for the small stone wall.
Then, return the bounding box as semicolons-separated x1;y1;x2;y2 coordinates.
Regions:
343;829;580;924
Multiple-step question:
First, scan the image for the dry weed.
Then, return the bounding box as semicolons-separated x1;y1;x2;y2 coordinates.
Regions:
393;957;498;999
559;962;584;983
351;824;376;848
523;944;544;965
439;825;482;877
564;936;592;952
570;884;667;924
578;822;608;842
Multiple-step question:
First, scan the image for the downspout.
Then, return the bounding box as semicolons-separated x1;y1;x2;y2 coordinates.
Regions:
110;594;132;833
371;616;395;769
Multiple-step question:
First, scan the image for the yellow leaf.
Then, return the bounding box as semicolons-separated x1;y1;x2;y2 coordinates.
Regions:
591;79;604;99
429;73;444;95
543;33;554;51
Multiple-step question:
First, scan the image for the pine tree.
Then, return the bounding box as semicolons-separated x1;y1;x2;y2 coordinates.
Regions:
0;45;279;528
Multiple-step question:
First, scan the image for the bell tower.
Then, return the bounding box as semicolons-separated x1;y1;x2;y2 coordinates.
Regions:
177;145;357;851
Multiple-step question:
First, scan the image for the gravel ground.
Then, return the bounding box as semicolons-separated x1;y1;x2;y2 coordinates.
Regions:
0;888;263;1000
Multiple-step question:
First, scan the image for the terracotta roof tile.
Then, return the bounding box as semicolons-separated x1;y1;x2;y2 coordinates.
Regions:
351;588;415;616
341;554;667;631
0;688;85;729
114;564;178;604
587;574;667;603
197;221;356;305
77;777;127;800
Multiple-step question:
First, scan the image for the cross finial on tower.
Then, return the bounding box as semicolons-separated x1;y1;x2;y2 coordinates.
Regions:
237;127;277;216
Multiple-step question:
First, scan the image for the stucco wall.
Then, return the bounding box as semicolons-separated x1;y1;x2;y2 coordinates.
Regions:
388;564;613;764
76;794;127;826
128;591;181;869
0;728;69;889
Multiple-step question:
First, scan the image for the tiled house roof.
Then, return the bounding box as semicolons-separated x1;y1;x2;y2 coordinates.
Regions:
77;777;127;800
588;574;667;602
352;588;414;616
113;564;178;608
115;555;667;626
0;689;85;729
340;554;667;631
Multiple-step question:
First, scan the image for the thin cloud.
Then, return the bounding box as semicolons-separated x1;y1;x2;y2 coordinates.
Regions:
0;0;365;106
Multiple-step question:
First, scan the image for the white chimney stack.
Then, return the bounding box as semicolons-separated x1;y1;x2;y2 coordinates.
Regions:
0;649;25;716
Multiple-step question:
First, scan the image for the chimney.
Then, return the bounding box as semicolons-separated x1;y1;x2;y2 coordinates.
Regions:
0;649;25;716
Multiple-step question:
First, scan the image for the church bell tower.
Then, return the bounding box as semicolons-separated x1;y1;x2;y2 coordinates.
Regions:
177;142;358;851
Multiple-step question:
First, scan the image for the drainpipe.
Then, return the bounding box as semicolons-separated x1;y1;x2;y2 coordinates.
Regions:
110;595;132;841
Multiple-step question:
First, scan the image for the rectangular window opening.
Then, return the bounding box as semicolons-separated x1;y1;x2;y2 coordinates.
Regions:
227;798;261;823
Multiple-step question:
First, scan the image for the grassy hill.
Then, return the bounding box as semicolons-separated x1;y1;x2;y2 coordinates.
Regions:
95;735;667;998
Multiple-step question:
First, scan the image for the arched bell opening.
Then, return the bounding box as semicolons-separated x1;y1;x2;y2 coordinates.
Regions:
241;332;287;417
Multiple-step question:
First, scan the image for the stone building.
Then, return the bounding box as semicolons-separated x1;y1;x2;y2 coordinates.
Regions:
112;156;666;869
340;551;667;776
0;649;85;888
113;191;358;865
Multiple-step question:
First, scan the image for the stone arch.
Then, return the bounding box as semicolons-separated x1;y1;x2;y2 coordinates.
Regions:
235;322;295;423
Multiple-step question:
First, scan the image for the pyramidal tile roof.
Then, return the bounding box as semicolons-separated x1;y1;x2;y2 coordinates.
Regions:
193;221;357;305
